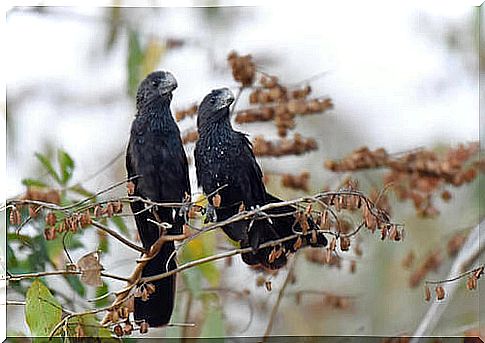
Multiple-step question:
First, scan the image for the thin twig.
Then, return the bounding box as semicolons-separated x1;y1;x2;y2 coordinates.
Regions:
91;220;145;253
410;220;484;342
262;254;297;340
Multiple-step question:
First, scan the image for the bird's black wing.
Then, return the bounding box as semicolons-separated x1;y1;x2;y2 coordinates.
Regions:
126;118;190;327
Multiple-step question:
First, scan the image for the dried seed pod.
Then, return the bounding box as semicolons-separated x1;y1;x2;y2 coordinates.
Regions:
325;248;333;264
123;321;133;335
145;283;156;295
292;236;303;251
44;227;56;240
473;266;484;280
424;285;431;302
29;205;39;219
57;221;66;233
9;206;21;225
111;310;119;323
94;205;103;218
45;212;57;226
388;225;397;240
139;320;149;334
127;181;135;195
69;217;79;233
213;194;221;208
310;230;318;244
112;200;123;214
105;203;114;218
113;324;123;337
339;236;351;251
75;323;85;338
119;307;130;319
80;210;92;227
466;276;477;290
435;286;445;300
239;202;246;213
265;281;272;292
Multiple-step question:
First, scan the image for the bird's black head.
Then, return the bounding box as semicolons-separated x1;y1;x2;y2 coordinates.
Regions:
197;88;235;130
136;71;178;110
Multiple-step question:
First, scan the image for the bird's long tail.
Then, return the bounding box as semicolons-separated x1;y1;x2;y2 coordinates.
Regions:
134;241;177;327
130;201;179;327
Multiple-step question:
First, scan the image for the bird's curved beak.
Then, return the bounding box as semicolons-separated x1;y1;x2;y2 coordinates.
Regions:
219;88;235;108
158;73;178;95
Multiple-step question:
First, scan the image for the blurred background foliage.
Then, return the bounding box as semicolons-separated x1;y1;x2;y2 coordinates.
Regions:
4;2;484;340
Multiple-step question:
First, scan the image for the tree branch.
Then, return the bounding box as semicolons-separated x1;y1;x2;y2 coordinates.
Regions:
410;220;484;342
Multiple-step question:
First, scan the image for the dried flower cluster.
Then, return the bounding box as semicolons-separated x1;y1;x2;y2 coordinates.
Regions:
280;171;311;192
237;92;333;138
227;51;256;86
252;134;318;157
325;143;481;217
181;130;199;145
175;104;198;122
22;188;61;205
424;266;483;302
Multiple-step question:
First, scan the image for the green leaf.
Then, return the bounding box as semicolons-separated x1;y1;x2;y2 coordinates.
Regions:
69;184;95;198
25;280;62;337
57;150;75;185
95;282;110;308
180;230;220;287
35;152;61;184
21;178;48;188
68;314;114;339
127;28;144;96
64;275;86;297
199;306;225;338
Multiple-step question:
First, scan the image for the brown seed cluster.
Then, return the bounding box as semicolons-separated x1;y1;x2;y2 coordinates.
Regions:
50;210;93;239
236;75;333;138
227;51;256;87
324;147;389;171
22;188;62;205
281;171;310;192
93;201;123;219
323;294;352;310
252;134;317;157
9;206;22;225
181;130;199;145
175;104;198;122
424;271;482;301
304;248;342;269
134;282;157;302
326;143;481;217
106;306;135;337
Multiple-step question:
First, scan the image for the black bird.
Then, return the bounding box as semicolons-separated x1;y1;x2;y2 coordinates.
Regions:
126;71;190;326
194;88;327;269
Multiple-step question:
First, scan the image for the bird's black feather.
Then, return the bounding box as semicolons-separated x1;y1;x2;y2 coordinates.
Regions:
126;71;190;326
194;88;326;269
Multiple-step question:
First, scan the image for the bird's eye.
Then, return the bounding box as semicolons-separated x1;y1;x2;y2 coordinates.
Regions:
151;80;159;87
209;97;216;104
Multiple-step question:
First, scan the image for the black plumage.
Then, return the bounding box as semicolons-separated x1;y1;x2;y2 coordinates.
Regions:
194;88;326;269
126;71;190;326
